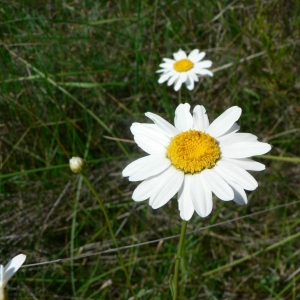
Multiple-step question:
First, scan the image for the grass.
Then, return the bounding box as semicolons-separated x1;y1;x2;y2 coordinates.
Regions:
0;0;299;299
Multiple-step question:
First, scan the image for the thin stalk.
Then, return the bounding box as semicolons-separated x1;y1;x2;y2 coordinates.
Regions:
173;220;188;300
81;173;136;299
70;175;83;297
178;89;182;104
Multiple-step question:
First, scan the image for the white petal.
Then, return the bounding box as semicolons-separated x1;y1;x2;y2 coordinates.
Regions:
159;62;173;69
157;68;173;74
218;133;258;146
128;156;171;182
207;106;242;138
123;154;163;177
193;105;209;131
201;169;234;200
134;134;167;154
189;51;205;63
132;175;162;201
187;70;199;82
179;72;188;83
163;58;175;64
221;141;271;158
158;72;172;83
191;174;213;217
174;78;183;91
167;73;180;86
145;112;179;137
214;160;258;191
218;122;240;136
187;49;199;60
167;69;178;77
174;103;193;132
185;76;195;90
131;123;170;147
194;69;213;77
156;69;167;73
178;175;194;221
194;60;212;69
227;180;248;205
150;166;184;209
223;158;265;171
173;49;187;60
3;254;26;287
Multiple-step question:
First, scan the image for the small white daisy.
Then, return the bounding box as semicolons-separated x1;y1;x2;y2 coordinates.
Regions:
157;49;213;91
123;104;271;221
0;254;26;299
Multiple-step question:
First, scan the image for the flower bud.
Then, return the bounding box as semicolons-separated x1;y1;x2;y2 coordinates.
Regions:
69;157;85;174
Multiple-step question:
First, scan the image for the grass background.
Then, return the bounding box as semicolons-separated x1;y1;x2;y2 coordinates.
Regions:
0;0;299;299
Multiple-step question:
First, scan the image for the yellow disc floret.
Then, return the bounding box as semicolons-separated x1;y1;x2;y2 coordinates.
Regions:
166;130;221;174
173;59;194;72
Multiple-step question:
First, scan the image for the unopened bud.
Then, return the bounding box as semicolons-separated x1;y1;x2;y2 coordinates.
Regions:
69;157;85;174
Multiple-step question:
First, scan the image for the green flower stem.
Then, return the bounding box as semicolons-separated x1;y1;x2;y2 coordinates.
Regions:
173;220;188;300
81;173;137;299
70;174;83;297
178;89;182;104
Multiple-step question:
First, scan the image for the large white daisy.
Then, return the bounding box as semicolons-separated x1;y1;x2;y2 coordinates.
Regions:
157;49;213;91
123;104;271;221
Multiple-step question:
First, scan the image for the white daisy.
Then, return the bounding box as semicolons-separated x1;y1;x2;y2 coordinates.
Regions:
122;104;271;221
157;49;213;91
0;254;26;299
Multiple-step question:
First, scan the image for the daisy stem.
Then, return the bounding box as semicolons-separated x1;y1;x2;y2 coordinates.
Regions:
70;174;83;297
81;173;137;299
178;89;182;104
173;220;188;300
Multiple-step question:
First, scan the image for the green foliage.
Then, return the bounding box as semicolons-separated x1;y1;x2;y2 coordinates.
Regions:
0;0;299;299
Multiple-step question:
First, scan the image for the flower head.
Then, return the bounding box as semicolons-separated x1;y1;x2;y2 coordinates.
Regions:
0;254;26;296
157;49;213;91
122;104;271;221
69;157;85;174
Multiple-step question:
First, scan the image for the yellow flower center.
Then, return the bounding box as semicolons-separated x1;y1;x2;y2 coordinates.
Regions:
173;59;194;72
166;130;221;174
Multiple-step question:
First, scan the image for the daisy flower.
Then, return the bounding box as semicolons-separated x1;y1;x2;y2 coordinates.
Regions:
122;104;271;221
0;254;26;299
157;49;213;91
